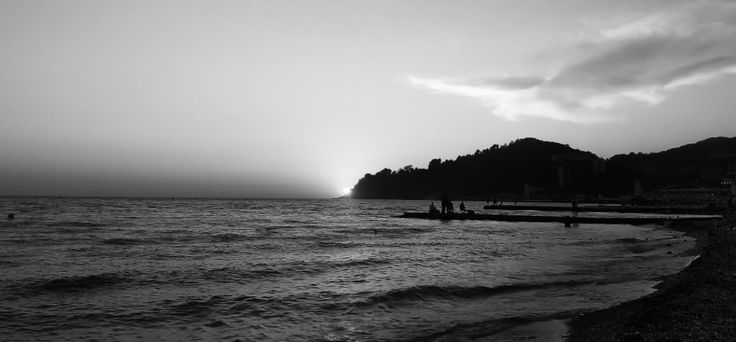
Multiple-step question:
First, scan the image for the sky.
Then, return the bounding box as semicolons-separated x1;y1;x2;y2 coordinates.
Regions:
1;0;735;198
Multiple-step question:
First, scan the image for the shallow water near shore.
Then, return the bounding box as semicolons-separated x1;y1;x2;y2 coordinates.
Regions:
0;198;697;341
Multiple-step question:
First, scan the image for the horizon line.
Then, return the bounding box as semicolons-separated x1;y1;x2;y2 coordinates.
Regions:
0;195;350;201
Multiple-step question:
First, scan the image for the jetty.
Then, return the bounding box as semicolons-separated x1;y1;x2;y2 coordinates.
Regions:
481;204;722;215
398;212;722;225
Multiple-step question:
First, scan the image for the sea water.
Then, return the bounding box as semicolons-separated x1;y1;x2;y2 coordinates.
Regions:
0;198;697;341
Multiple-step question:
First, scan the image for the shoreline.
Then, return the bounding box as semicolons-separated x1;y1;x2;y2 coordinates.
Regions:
425;219;705;342
479;218;722;342
566;217;735;341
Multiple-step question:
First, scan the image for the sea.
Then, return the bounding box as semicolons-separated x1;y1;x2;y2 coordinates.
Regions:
0;198;699;341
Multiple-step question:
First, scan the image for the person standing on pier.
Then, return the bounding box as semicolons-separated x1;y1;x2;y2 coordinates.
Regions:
441;194;451;214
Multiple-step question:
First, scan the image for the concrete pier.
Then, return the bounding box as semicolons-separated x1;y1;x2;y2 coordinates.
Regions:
398;212;721;225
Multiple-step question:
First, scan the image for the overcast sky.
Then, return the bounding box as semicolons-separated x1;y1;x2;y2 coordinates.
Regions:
1;0;735;198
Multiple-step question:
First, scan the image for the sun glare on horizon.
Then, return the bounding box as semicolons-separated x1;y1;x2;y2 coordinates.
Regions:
341;187;352;196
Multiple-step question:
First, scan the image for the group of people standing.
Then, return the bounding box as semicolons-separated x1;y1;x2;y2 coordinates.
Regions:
429;195;466;214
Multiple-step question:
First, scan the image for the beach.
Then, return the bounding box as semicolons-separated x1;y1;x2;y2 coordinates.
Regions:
568;217;736;341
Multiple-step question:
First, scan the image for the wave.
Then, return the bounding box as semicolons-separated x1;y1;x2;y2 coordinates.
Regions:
413;309;587;342
611;237;662;254
46;221;106;228
202;267;283;282
415;316;535;342
363;280;597;306
209;233;254;242
198;258;392;284
316;241;364;248
282;219;306;224
627;244;658;254
284;258;392;276
615;237;646;243
336;258;391;268
0;221;19;228
226;293;347;317
169;295;228;317
102;237;146;245
570;237;647;246
0;259;19;267
167;294;292;320
36;273;130;292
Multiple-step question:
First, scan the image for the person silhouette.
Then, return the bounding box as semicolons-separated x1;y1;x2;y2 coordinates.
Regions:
441;194;451;214
459;201;466;212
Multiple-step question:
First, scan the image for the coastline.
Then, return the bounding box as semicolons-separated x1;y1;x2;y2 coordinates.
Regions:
567;217;736;341
423;219;705;342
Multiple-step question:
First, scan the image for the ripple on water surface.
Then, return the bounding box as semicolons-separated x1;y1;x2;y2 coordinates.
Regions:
0;198;699;341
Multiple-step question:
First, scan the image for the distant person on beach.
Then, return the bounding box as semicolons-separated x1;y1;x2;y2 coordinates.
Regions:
571;200;578;217
459;201;466;212
429;202;439;214
448;200;454;213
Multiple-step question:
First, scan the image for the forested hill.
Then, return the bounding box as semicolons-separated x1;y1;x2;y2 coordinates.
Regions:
601;137;736;195
350;137;736;200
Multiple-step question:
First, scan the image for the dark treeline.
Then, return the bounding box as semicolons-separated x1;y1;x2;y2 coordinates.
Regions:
351;137;736;200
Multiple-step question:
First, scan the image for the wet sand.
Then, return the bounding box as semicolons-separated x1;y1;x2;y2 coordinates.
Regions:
567;217;736;341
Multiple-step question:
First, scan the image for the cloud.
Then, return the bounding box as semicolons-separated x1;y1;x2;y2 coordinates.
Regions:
408;76;611;124
409;0;736;124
